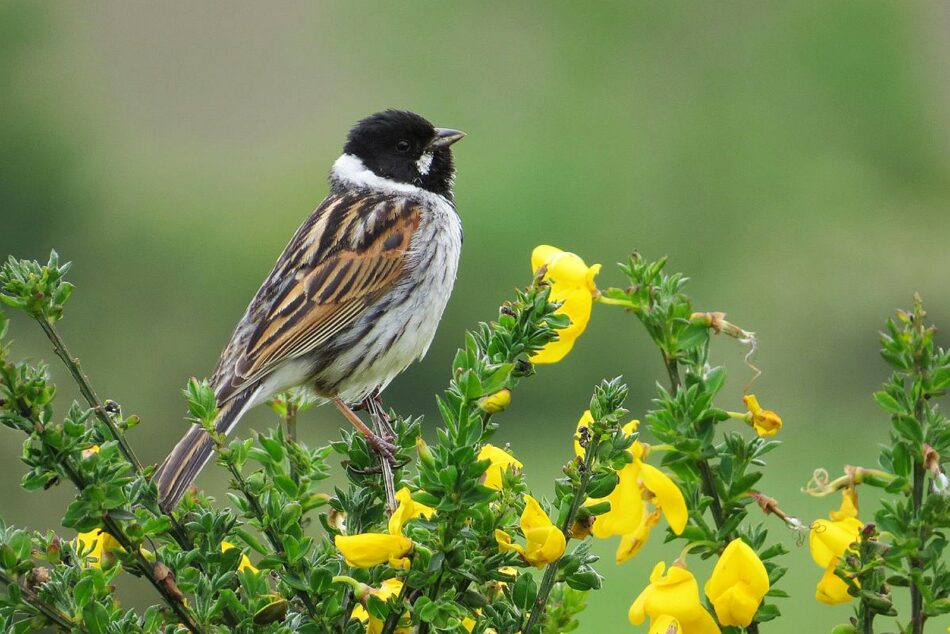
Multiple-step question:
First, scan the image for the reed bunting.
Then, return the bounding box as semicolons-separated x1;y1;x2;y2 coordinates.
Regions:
154;110;465;509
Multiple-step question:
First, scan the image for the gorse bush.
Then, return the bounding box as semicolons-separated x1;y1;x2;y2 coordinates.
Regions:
0;248;947;633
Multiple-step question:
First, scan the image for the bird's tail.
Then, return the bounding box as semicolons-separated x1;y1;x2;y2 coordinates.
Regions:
153;390;253;510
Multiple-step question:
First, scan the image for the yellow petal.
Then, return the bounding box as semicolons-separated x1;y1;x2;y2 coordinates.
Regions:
520;495;566;567
530;245;599;365
531;245;562;274
335;533;412;568
830;488;859;521
704;540;769;626
75;530;122;569
616;509;660;564
648;615;681;634
388;487;435;535
221;540;258;573
590;462;643;538
629;561;720;632
810;517;862;568
816;559;853;605
477;444;523;490
639;463;687;535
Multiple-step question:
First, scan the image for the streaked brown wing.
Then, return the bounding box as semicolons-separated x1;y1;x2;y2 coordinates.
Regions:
212;192;421;402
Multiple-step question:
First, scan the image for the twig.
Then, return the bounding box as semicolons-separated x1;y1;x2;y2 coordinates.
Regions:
35;318;143;472
0;569;90;633
217;447;320;619
521;421;601;633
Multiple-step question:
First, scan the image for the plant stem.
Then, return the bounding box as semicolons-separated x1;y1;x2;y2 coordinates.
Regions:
36;318;143;473
36;318;199;567
220;455;320;619
521;425;601;633
0;569;90;633
285;398;298;443
663;354;681;395
910;400;925;634
909;309;929;634
661;350;759;633
379;572;412;634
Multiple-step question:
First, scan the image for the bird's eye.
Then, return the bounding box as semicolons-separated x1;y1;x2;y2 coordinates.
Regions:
395;139;411;153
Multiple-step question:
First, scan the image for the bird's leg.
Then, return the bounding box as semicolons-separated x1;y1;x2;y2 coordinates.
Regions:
332;397;398;514
366;388;396;440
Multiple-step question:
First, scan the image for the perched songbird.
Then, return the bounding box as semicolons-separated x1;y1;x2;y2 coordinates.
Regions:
154;110;465;509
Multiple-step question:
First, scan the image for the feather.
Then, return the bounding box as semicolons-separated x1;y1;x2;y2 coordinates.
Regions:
211;192;421;404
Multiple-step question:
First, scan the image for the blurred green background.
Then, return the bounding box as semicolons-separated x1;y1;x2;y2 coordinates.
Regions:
2;2;949;631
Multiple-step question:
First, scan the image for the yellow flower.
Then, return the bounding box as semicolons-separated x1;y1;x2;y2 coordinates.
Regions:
75;530;122;569
335;487;431;569
629;561;720;634
704;539;769;626
496;495;565;567
351;578;408;634
478;444;523;490
810;490;862;605
530;245;600;364
575;413;687;560
220;541;258;573
742;395;783;437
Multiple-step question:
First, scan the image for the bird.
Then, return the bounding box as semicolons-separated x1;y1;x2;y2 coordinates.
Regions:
154;110;465;510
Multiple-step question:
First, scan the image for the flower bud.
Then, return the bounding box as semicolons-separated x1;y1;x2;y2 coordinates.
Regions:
478;389;511;414
415;437;435;468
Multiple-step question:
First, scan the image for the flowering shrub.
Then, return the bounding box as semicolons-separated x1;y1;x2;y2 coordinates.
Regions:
0;249;946;633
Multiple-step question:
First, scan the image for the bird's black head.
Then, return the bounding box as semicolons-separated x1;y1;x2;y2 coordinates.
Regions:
341;110;465;198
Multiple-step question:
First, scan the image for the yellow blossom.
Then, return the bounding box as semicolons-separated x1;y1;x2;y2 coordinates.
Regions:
704;539;769;626
335;487;430;569
530;245;601;364
495;495;565;567
220;541;258;573
75;530;122;569
478;444;523;490
629;561;720;634
810;490;862;605
351;578;408;634
742;395;783;437
575;412;686;558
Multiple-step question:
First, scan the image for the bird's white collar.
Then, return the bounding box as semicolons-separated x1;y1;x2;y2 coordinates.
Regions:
331;153;427;197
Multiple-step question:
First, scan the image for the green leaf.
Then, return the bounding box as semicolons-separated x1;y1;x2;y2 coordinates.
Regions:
873;391;903;415
82;601;110;634
74;576;95;608
512;572;538;614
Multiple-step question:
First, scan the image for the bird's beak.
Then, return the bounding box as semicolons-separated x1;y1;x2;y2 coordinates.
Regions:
428;128;466;149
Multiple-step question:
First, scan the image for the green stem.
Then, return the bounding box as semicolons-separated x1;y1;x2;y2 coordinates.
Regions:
58;459;204;633
379;574;412;634
522;426;601;633
36;318;200;577
909;400;925;634
220;454;320;619
36;318;143;473
0;568;90;633
663;354;681;396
